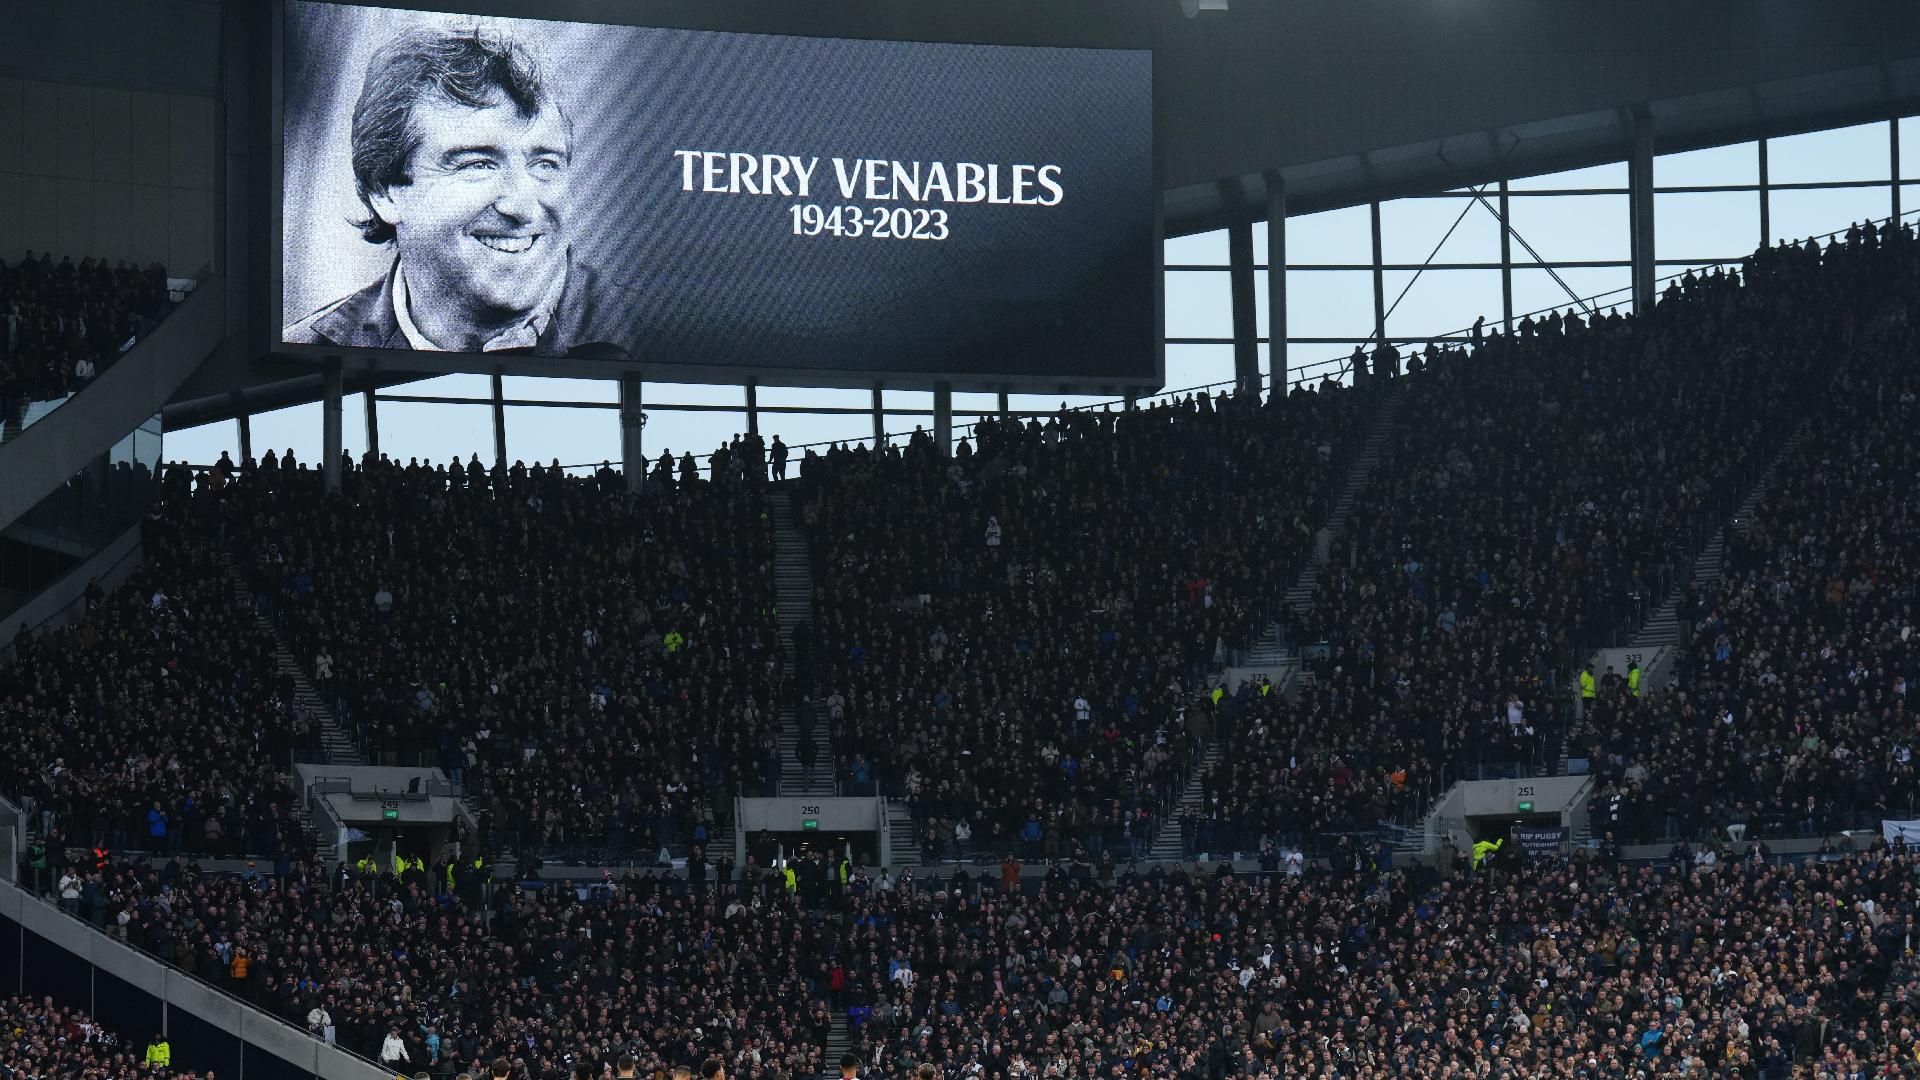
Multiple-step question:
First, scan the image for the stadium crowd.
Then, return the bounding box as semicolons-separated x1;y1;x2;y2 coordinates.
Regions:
0;994;193;1080
7;222;1920;1080
1187;220;1920;858
202;450;781;862
1576;249;1920;842
1;472;311;865
792;383;1371;864
0;251;172;420
25;836;1920;1080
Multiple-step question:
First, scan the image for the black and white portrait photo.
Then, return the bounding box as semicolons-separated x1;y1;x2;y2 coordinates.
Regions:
279;1;1155;380
284;25;629;358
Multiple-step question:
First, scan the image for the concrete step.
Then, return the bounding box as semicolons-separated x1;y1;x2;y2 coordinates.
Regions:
815;1015;851;1080
1147;742;1224;861
223;556;366;766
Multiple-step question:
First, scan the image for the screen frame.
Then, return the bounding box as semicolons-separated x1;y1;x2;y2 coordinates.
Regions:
268;0;1163;397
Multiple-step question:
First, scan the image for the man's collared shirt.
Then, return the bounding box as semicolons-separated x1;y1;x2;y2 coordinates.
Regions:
391;258;565;353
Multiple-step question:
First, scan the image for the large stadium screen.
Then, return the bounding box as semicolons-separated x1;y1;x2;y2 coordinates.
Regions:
277;1;1158;388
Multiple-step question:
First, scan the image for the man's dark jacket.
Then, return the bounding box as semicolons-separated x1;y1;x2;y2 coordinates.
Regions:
283;255;630;359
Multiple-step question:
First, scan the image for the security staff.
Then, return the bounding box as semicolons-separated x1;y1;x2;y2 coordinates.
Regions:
145;1033;171;1068
1471;837;1503;870
1579;666;1596;705
1627;661;1643;698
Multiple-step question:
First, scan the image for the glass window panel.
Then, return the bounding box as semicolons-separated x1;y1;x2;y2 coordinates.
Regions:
374;401;494;467
762;411;876;456
397;373;492;399
1656;141;1759;188
1165;229;1228;266
1007;393;1109;414
1285;269;1375;340
1165;269;1233;338
1165;344;1236;393
757;386;869;409
953;392;1000;410
1285;204;1372;265
641;410;747;474
504;405;620;472
1655;190;1760;263
1510;267;1632;323
1285;343;1355;388
339;396;369;464
879;414;935;447
1382;269;1504;342
1905;184;1920;222
245;402;320;466
643;381;744;407
1379;195;1503;265
1505;194;1630;263
884;389;934;410
953;413;991;447
1507;161;1628;192
1769;185;1895;245
1653;261;1734;301
499;376;618;403
164;419;235;466
1767;122;1891;185
1901;118;1920;180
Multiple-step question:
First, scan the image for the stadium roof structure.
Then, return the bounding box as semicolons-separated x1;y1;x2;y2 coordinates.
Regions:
16;0;1907;419
1150;0;1920;233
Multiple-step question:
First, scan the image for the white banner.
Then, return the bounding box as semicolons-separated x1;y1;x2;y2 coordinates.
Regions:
1881;819;1920;845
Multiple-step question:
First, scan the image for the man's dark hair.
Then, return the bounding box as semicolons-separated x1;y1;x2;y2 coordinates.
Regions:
490;1057;513;1080
700;1057;726;1080
348;29;560;244
841;1052;861;1073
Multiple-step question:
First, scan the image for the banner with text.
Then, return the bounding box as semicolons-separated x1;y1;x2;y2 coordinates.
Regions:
1511;826;1568;860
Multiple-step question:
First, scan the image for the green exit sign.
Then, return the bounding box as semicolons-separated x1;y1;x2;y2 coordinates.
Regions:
383;807;399;821
802;819;819;831
1517;801;1534;813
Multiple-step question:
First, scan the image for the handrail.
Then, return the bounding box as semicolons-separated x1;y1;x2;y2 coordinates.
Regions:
0;874;391;1079
165;208;1920;482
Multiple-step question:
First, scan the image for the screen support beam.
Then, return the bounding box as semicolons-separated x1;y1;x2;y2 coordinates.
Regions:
1892;120;1902;223
363;390;380;461
619;373;644;494
322;356;343;492
1228;219;1258;393
871;385;884;445
1369;201;1386;349
1628;107;1656;315
745;381;759;437
1757;136;1771;247
490;373;507;468
237;409;252;466
933;381;952;456
1498;179;1514;333
1263;172;1286;395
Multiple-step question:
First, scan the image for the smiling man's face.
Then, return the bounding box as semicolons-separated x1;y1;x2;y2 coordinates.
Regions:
370;93;571;345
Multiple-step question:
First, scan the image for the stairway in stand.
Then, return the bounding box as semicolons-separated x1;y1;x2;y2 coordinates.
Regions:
768;488;834;797
1145;740;1222;862
1554;417;1807;774
815;1014;850;1080
1140;388;1407;865
1277;385;1405;696
885;800;922;868
221;555;365;766
1633;421;1803;654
